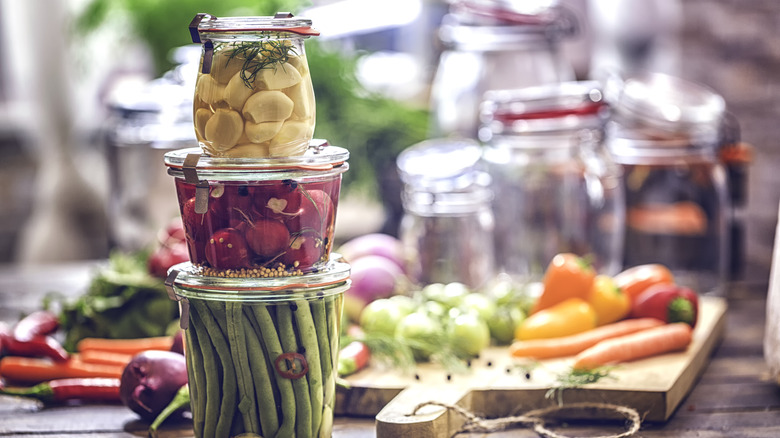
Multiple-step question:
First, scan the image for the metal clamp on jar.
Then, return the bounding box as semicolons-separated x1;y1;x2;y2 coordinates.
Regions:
604;72;731;296
396;138;496;289
429;0;579;139
480;81;624;285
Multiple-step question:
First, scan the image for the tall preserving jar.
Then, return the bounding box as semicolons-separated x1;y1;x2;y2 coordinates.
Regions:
397;139;495;289
480;81;624;284
604;72;730;296
190;13;319;158
429;0;578;139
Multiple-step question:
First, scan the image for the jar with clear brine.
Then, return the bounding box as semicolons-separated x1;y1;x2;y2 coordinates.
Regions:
480;81;624;284
605;73;731;296
190;13;319;158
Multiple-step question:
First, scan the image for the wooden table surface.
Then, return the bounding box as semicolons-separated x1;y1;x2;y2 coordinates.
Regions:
0;261;778;437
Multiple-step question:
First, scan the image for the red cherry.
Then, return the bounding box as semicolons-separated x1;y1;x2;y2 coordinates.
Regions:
280;231;325;270
205;228;251;270
244;218;291;259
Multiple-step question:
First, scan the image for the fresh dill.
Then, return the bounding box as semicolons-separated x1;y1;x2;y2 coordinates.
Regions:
545;367;616;406
222;38;299;89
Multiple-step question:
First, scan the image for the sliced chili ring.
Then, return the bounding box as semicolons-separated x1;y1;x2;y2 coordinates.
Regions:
274;352;309;379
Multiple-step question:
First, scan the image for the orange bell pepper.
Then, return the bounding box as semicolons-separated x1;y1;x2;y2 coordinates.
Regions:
613;264;675;304
588;275;631;326
515;297;597;341
532;253;595;314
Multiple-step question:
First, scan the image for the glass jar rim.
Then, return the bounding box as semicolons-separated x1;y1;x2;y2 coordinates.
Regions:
165;142;349;178
166;258;350;302
397;138;484;193
191;13;319;42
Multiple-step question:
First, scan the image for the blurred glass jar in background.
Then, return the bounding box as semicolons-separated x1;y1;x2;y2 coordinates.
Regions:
105;46;199;252
604;72;730;296
429;0;578;139
397;139;496;289
480;81;624;284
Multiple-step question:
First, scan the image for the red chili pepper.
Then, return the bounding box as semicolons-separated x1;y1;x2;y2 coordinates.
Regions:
274;352;309;379
13;310;60;341
0;377;121;403
631;283;699;328
0;331;69;363
337;341;371;377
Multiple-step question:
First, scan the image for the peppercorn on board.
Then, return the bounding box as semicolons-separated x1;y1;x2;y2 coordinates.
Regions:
334;296;727;438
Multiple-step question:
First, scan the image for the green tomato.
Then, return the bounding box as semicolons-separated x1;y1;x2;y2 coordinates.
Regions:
422;282;470;309
359;298;406;337
460;293;497;321
488;306;526;345
449;312;491;357
388;295;417;317
394;311;442;361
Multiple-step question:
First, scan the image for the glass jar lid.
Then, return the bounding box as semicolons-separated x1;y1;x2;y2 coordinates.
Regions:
480;81;606;138
440;0;578;50
607;72;726;134
190;12;320;43
165;257;351;303
164;141;349;181
397;138;484;193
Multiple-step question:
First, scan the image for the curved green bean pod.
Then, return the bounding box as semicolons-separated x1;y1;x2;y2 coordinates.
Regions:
251;305;297;437
243;311;280;438
189;304;220;438
295;299;323;436
227;302;260;433
185;320;206;438
278;304;312;438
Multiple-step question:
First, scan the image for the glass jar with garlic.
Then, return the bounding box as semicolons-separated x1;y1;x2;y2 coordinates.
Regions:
189;13;319;158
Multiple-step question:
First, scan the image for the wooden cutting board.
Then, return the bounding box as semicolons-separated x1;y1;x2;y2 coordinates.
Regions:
335;296;727;438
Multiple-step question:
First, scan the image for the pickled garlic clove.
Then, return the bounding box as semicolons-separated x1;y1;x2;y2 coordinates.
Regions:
269;121;311;157
195;74;225;105
287;55;309;77
258;63;302;90
225;72;255;111
285;80;314;120
194;108;213;139
221;143;271;158
210;50;246;84
204;109;243;152
242;90;294;123
245;120;283;143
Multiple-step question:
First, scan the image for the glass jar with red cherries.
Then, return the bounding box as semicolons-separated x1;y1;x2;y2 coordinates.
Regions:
164;141;348;277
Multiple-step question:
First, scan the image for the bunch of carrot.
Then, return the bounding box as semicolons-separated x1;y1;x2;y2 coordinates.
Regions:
510;256;698;370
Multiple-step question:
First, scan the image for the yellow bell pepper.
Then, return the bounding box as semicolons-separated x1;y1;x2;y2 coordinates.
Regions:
588;275;631;326
515;297;597;341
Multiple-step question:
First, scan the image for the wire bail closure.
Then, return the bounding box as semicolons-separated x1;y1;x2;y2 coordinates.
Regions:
164;269;190;330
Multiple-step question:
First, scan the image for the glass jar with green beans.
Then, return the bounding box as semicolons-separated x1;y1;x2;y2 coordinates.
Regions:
165;259;350;438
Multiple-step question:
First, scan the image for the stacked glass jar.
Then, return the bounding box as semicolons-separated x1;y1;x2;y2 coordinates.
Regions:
162;14;349;438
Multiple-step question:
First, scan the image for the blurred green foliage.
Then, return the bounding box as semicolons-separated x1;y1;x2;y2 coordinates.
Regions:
75;0;430;197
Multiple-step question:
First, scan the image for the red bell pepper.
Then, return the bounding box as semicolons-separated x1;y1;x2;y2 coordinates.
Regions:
631;283;699;328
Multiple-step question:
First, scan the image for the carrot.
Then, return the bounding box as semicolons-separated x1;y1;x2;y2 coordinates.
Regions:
77;350;133;367
510;317;665;359
0;356;124;384
573;322;694;370
76;336;173;356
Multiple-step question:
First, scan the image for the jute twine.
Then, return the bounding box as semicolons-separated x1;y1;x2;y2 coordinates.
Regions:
409;401;641;438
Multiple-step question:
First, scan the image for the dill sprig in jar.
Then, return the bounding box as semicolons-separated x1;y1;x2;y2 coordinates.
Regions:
190;13;319;158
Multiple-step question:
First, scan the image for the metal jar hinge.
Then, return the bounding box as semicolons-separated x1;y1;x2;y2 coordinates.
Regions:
183;153;210;214
164;269;190;330
189;13;214;74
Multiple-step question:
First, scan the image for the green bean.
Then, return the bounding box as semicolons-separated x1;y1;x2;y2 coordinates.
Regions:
192;299;238;437
227;302;260;433
319;405;334;438
313;297;336;411
251;305;296;437
278;304;312;438
185;321;205;438
296;299;324;437
189;304;220;438
243;310;280;438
